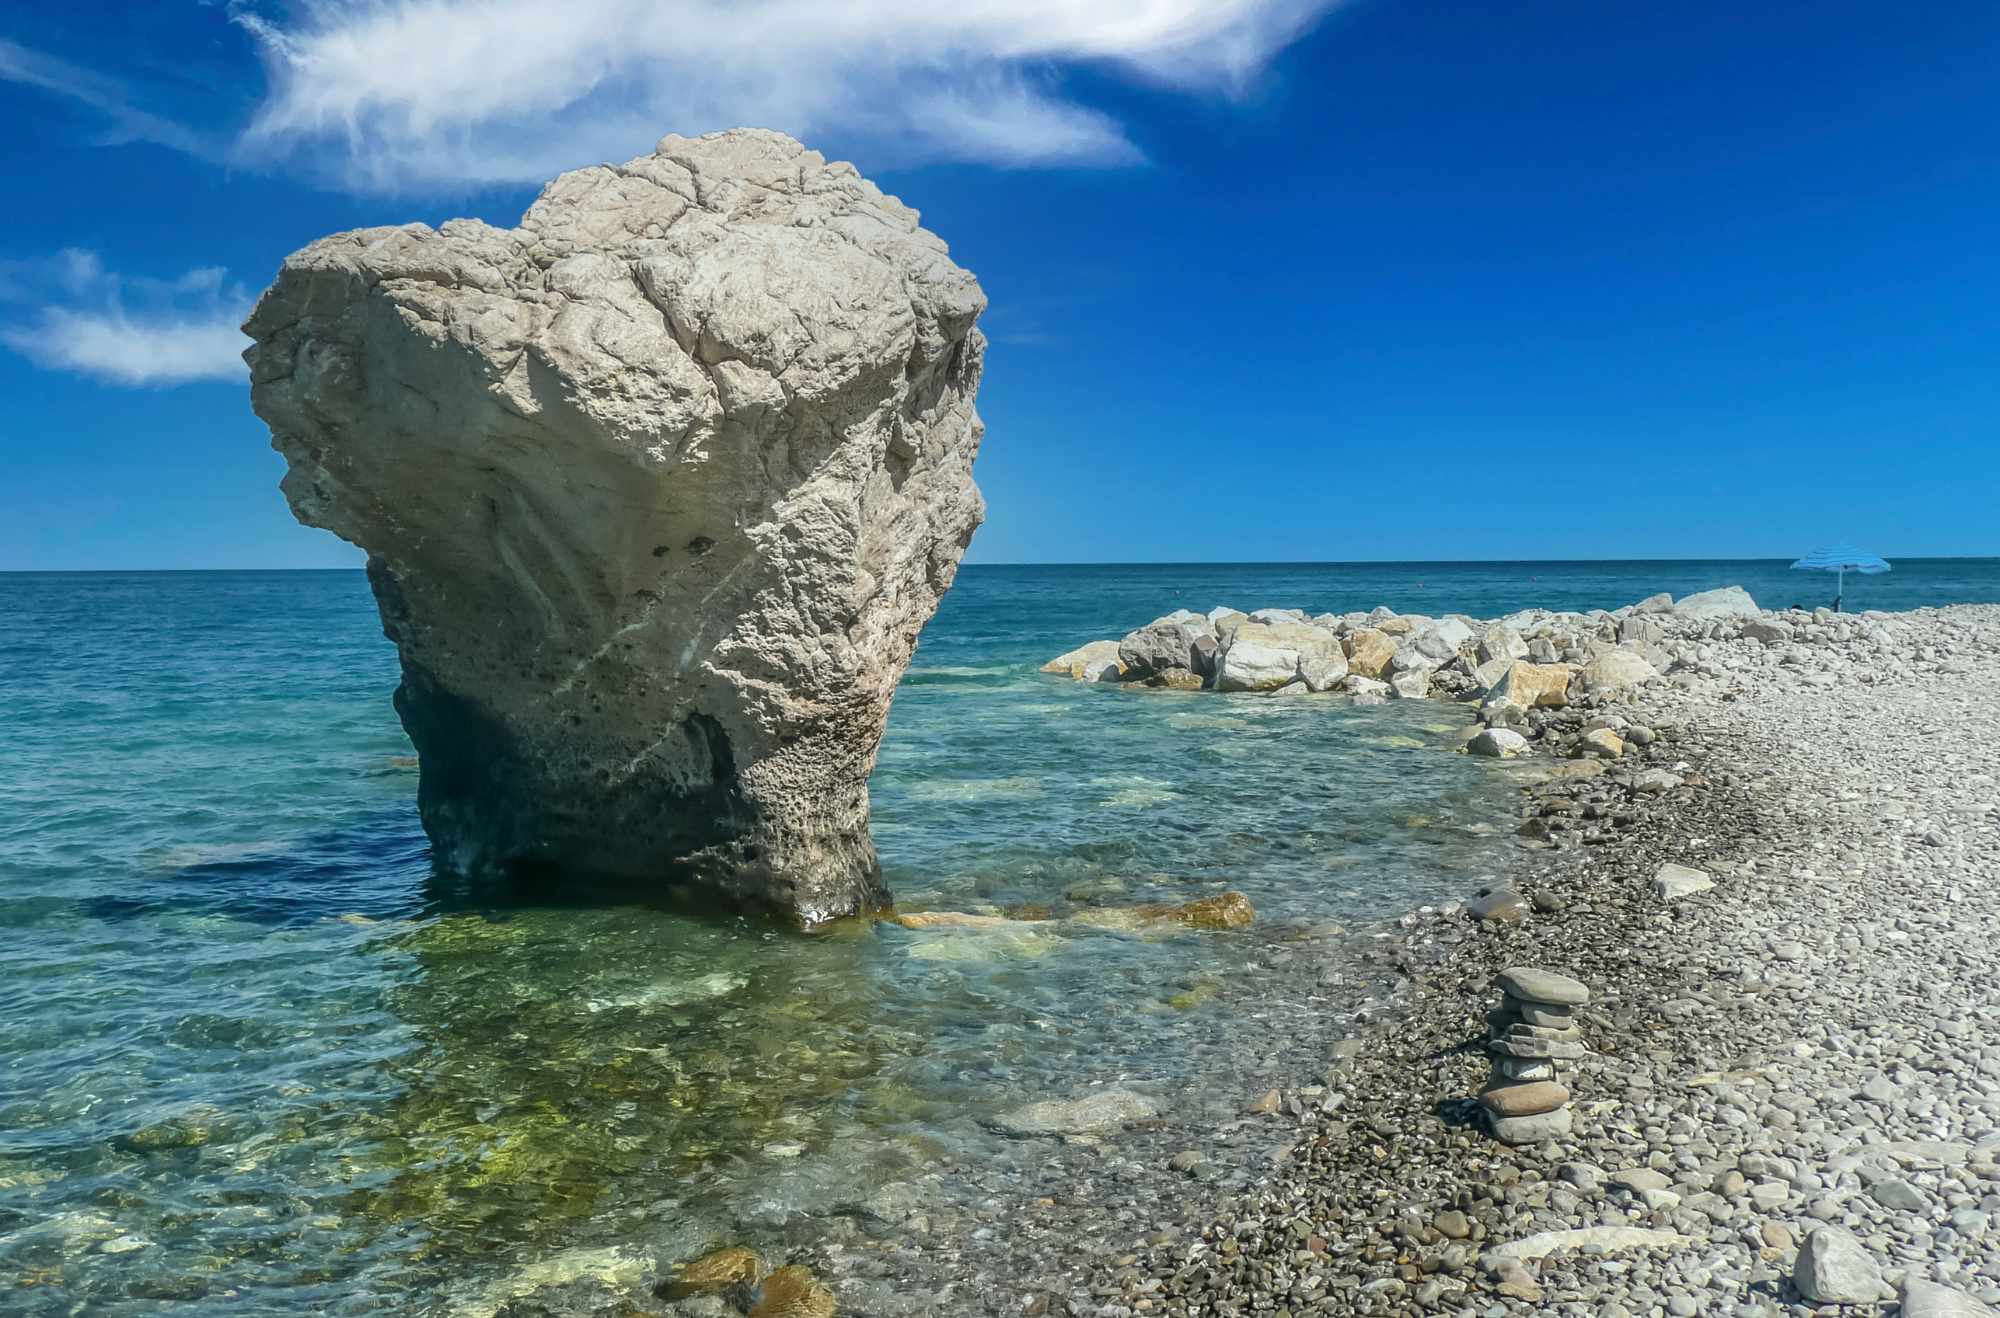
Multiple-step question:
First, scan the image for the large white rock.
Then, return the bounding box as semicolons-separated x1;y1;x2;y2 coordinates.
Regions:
244;129;987;923
1794;1227;1889;1304
1409;617;1475;662
1215;622;1345;693
1387;642;1435;676
1652;863;1715;900
1482;661;1577;712
1214;626;1302;692
1901;1279;1997;1317
1485;1226;1693;1264
1118;612;1212;679
1295;632;1351;692
1043;641;1123;682
1471;656;1513;693
1388;668;1431;699
1344;627;1398;680
1579;648;1660;694
1741;617;1796;644
1476;623;1529;665
1674;586;1760;619
1468;728;1530;758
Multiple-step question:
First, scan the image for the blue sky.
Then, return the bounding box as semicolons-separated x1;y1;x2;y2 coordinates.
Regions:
2;0;1997;569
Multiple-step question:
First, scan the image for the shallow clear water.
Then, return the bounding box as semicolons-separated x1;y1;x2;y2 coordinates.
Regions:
2;560;1995;1312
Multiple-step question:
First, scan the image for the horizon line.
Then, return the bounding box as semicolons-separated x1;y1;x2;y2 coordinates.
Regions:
3;553;1995;575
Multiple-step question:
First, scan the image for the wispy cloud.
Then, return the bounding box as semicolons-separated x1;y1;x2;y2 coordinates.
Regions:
0;37;215;158
0;251;251;387
230;0;1340;191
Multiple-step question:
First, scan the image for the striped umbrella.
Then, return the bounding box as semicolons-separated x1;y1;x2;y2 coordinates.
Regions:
1789;545;1890;610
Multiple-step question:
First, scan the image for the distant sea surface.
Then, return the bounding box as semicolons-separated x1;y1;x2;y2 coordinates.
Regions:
2;559;1994;1312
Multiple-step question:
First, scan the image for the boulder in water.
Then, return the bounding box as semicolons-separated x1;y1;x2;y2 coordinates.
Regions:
1043;640;1123;682
1343;627;1398;679
992;1087;1161;1136
1214;622;1303;691
1160;891;1255;929
1118;611;1213;680
245;129;987;923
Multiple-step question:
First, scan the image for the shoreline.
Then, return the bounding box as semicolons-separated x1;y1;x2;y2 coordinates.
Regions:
1046;601;2000;1316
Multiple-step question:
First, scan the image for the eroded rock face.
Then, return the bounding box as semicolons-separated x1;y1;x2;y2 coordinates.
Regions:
244;129;987;923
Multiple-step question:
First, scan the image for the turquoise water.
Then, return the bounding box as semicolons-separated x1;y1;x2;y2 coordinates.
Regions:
2;560;1995;1312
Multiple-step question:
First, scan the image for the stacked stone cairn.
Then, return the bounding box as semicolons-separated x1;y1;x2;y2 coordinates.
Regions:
1481;966;1589;1144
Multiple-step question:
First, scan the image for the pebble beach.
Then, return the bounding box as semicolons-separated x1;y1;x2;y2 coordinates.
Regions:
1010;600;2000;1317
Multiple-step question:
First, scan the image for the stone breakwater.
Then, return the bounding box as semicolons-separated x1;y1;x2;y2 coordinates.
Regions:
1043;585;1954;771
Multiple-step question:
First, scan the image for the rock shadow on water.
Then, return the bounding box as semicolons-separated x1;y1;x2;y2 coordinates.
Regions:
83;805;429;928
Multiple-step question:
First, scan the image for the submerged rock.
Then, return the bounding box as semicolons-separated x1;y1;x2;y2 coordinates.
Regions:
1160;891;1256;929
747;1264;836;1318
887;910;1029;930
1069;891;1256;932
993;1087;1161;1136
245;129;987;923
658;1246;762;1300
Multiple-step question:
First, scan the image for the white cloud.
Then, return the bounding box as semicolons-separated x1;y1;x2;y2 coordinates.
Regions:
0;251;251;387
0;38;214;158
233;0;1339;190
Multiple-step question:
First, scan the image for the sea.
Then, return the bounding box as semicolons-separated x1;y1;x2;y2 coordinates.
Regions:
2;559;1994;1313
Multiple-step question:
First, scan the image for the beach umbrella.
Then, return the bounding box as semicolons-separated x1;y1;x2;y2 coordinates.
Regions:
1789;544;1890;610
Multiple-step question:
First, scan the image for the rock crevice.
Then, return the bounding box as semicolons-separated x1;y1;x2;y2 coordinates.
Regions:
246;129;987;922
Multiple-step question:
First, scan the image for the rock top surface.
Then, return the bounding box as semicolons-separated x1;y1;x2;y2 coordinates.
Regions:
1497;966;1591;1006
1795;1226;1890;1304
1902;1279;1999;1317
245;129;987;922
1673;585;1761;619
